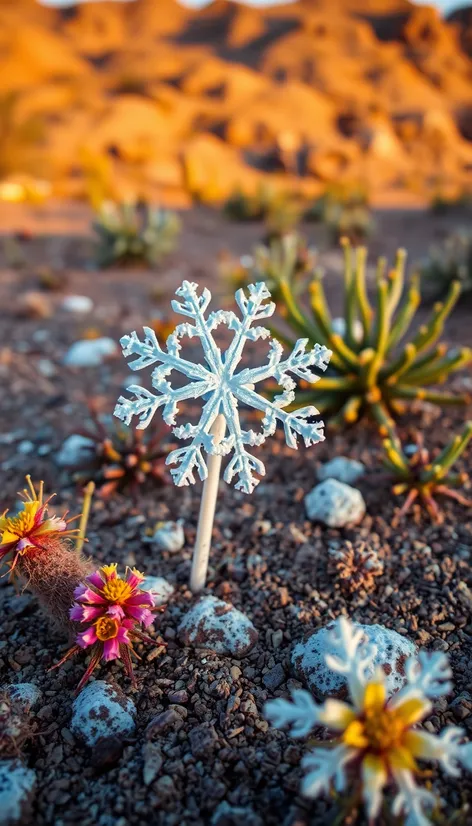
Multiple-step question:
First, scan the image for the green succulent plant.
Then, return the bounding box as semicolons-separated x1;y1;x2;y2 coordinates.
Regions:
223;184;301;234
93;201;181;268
270;239;472;430
419;230;472;299
305;184;373;243
250;232;317;296
382;421;472;523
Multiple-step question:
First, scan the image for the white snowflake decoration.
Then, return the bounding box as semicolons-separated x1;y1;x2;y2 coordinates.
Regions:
115;280;331;493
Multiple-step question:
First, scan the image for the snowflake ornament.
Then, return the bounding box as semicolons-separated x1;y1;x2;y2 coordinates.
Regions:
115;280;331;493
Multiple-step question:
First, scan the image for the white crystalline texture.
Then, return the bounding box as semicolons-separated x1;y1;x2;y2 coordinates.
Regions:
63;337;117;367
71;681;136;747
292;622;417;698
144;575;175;606
0;760;36;826
317;456;365;485
55;434;96;468
6;684;42;710
305;478;366;527
152;521;185;553
115;280;331;493
178;596;258;657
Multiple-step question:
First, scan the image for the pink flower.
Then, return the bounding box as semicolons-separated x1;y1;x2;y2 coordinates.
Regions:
53;563;165;693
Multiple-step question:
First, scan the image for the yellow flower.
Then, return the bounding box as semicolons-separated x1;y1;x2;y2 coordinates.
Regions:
0;476;78;571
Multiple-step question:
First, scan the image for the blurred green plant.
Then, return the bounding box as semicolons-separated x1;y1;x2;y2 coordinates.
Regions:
382;422;472;523
223;183;301;234
305;183;374;243
93;201;181;268
270;239;472;430
419;230;472;299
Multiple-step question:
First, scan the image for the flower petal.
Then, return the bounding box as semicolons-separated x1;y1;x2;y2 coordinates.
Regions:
361;754;388;821
388;694;431;727
103;637;120;660
318;699;356;732
362;681;387;713
77;627;98;648
388;746;418;772
86;570;105;589
343;720;369;749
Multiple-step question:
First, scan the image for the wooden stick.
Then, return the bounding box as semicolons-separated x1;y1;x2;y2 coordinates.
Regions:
76;481;95;554
190;413;226;593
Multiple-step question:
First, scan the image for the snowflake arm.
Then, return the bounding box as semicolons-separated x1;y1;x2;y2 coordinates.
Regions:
392;769;437;826
171;281;223;373
323;617;378;708
264;690;321;738
301;744;355;799
396;651;452;704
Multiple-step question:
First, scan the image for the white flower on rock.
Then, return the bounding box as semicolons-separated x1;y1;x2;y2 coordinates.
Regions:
115;280;331;493
265;616;472;825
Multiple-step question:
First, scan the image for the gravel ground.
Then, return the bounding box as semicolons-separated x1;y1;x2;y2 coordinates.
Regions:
0;204;471;826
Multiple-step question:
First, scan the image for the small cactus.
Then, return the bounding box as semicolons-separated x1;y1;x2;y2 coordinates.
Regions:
382;422;472;523
270;239;472;430
93;201;181;268
0;476;93;628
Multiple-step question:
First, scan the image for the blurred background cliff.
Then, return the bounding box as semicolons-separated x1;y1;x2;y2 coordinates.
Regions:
1;0;472;208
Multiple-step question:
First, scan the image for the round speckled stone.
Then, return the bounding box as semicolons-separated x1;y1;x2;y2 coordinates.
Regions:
292;622;417;699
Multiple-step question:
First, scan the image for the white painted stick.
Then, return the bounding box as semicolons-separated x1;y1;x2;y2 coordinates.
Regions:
190;413;226;593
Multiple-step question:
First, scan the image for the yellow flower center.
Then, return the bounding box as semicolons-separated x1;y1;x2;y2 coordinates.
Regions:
95;616;119;641
0;501;39;544
362;706;407;753
102;578;133;604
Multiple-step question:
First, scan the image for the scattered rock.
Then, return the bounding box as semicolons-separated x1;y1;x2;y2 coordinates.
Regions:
55;434;95;468
71;681;136;747
6;684;42;710
188;722;218;759
305;478;366;527
151;521;185;553
178;596;258;657
143;576;175;607
16;291;52;319
211;801;263;826
145;709;182;739
292;622;417;698
262;663;285;691
90;736;125;770
142;742;163;786
61;295;94;313
63;337;117;368
0;760;36;826
317;456;365;485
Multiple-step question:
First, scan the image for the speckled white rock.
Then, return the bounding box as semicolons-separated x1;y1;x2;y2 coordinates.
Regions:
178;596;258;658
71;681;136;747
317;456;365;486
305;479;365;527
55;434;95;468
152;521;185;553
61;295;93;314
144;576;175;607
63;337;117;368
292;623;417;698
332;317;363;343
0;760;36;826
6;684;42;710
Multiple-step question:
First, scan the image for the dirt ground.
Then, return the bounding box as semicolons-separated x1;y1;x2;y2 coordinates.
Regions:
0;203;471;826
